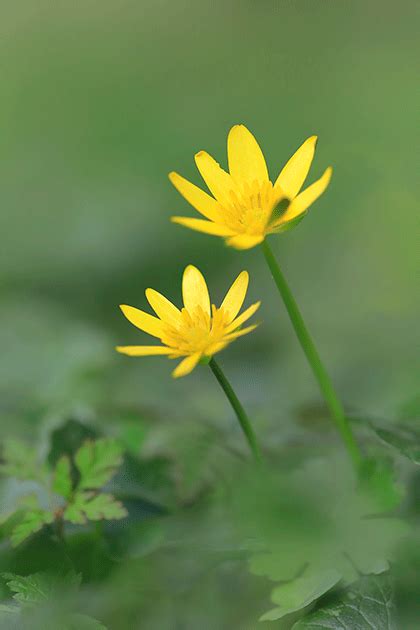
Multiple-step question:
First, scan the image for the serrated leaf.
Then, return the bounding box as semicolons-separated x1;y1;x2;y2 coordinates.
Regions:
0;439;46;482
260;568;342;621
75;439;123;490
53;455;73;500
292;574;397;629
64;491;127;524
2;572;55;605
371;423;420;465
10;510;54;547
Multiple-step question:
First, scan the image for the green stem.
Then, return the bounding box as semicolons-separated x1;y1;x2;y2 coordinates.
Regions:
209;358;261;462
261;238;362;470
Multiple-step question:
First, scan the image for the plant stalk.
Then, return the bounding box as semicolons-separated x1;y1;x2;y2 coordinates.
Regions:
261;238;362;470
209;358;261;462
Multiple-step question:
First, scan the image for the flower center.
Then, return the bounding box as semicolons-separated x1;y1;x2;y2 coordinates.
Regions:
160;306;230;355
220;180;284;235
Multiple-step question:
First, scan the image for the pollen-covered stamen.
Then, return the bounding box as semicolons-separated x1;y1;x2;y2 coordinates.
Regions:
160;304;229;355
219;180;283;235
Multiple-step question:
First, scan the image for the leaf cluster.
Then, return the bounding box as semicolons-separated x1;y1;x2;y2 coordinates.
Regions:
0;436;127;547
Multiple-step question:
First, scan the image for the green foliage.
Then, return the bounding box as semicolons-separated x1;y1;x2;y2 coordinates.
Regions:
292;574;397;629
64;492;127;524
371;423;420;466
53;456;73;500
75;439;124;490
244;458;408;621
0;433;127;547
260;568;342;621
0;439;46;483
1;571;107;629
10;510;54;548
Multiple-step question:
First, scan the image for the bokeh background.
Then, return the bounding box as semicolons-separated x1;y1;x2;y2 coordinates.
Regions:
0;1;419;627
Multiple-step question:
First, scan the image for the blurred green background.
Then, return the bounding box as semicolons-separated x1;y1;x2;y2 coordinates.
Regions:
1;0;418;437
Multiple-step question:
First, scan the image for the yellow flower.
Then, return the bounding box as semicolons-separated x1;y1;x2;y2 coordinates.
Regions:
169;125;332;250
116;265;260;378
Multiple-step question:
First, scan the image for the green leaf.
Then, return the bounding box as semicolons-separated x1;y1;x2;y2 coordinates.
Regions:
2;572;55;605
292;574;397;629
53;455;73;500
10;510;54;547
75;439;123;490
260;568;342;621
48;419;97;467
64;492;127;524
359;457;404;511
0;439;46;482
371;423;420;465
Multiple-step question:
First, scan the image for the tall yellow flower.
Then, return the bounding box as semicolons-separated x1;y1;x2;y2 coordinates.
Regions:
116;265;260;378
169;125;332;249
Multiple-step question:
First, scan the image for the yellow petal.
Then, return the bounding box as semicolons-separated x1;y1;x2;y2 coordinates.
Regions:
172;352;201;378
182;265;211;316
119;305;165;338
220;270;249;323
145;289;181;327
194;151;233;202
280;167;332;223
223;324;258;342
171;216;235;236
227;125;269;185
168;172;221;222
205;341;229;356
226;234;264;250
225;301;261;334
275;136;317;199
116;345;172;356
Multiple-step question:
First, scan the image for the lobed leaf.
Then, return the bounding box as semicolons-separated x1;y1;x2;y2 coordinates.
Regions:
260;568;342;621
64;491;127;524
75;439;123;490
2;572;55;606
10;510;54;547
0;439;46;483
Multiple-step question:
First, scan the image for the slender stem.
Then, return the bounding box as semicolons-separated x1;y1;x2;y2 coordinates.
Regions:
261;238;362;470
209;358;261;462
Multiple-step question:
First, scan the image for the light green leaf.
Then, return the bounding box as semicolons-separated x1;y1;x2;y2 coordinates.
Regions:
359;457;404;511
292;574;396;629
10;510;54;547
260;568;342;621
0;439;46;483
64;492;127;524
53;455;73;500
75;439;123;490
2;572;55;605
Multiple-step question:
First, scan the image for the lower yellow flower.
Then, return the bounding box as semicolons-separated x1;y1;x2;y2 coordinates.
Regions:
170;125;332;249
116;265;260;378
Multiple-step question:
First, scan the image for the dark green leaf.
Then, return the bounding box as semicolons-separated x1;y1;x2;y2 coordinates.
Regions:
48;419;98;467
371;423;420;465
75;439;123;490
292;574;397;629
